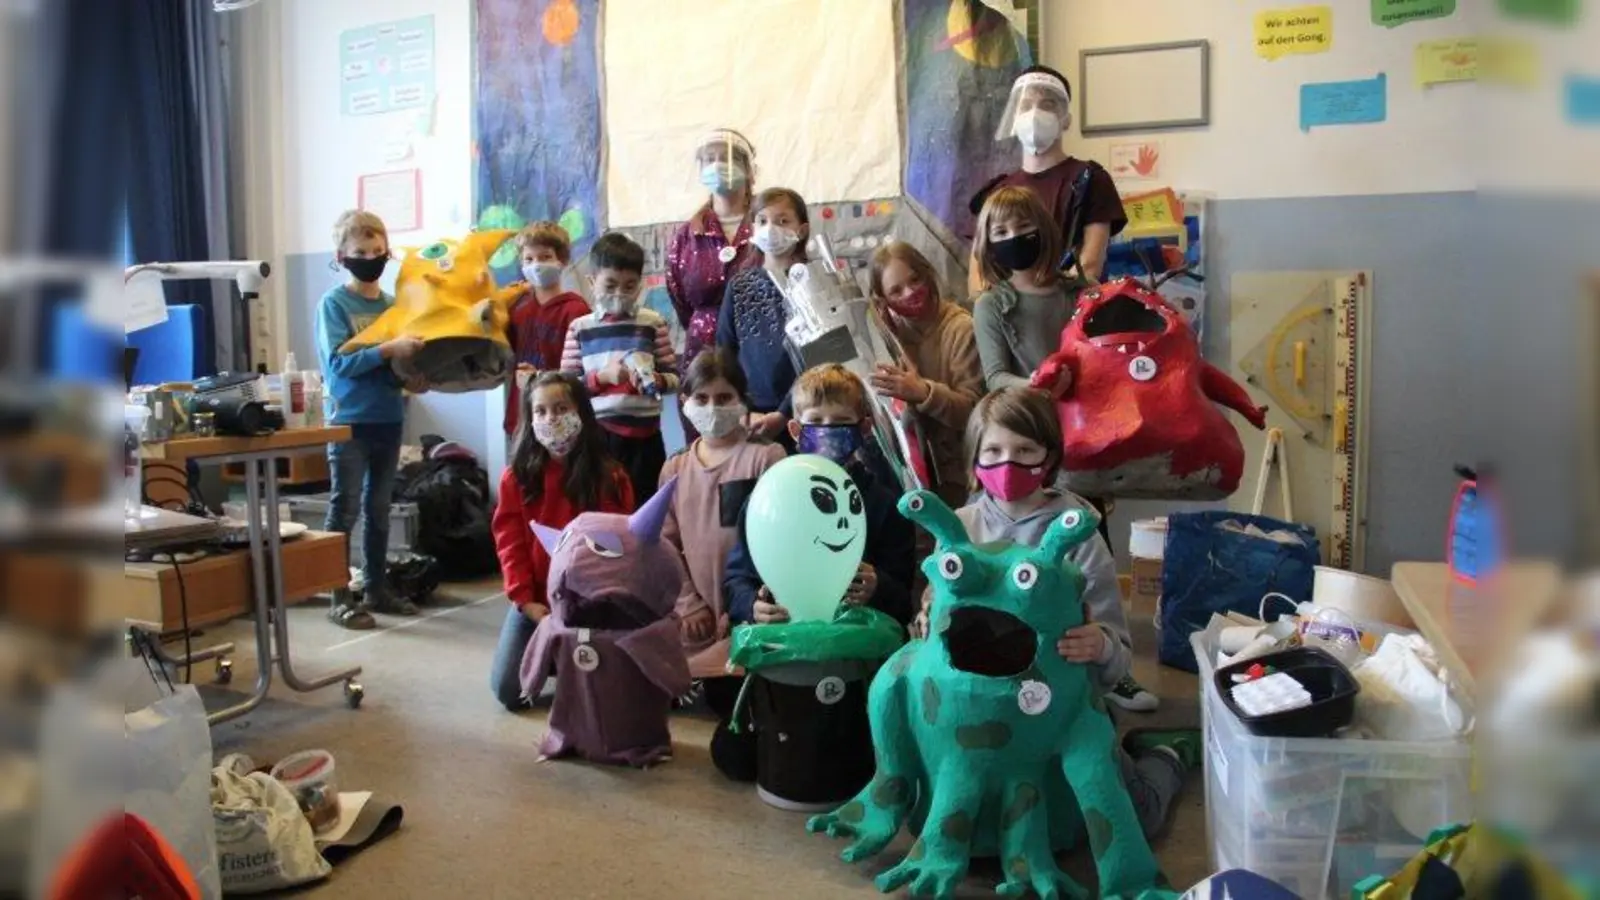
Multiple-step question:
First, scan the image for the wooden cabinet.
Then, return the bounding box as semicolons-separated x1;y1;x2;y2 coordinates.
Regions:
123;531;349;632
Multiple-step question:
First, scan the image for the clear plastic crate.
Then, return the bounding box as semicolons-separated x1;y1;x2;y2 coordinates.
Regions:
1192;630;1473;899
284;493;418;564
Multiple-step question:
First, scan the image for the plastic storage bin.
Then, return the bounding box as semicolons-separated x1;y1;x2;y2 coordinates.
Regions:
1192;630;1473;899
284;493;419;564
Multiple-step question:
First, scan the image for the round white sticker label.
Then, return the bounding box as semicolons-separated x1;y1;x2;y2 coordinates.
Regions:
718;246;737;264
815;676;847;705
572;644;600;673
1018;680;1052;716
1129;356;1158;381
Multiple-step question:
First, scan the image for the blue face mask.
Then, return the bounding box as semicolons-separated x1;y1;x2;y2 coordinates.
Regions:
699;162;747;195
797;423;864;465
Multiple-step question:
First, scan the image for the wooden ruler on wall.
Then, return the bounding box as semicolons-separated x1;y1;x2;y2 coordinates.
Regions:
1330;273;1371;571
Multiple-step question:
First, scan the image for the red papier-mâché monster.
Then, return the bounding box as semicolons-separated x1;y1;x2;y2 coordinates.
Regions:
1029;277;1267;500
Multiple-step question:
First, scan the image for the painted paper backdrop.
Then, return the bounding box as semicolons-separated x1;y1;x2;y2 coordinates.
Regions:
902;0;1034;245
602;0;901;228
475;0;605;267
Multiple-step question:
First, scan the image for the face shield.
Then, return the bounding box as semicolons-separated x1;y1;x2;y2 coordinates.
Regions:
695;129;756;187
994;72;1072;144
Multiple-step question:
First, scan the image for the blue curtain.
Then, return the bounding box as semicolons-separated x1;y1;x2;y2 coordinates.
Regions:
128;0;216;376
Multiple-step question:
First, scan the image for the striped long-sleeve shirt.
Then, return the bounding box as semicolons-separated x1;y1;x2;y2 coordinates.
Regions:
559;308;680;438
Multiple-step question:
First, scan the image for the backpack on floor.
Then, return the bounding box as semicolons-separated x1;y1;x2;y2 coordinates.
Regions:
393;436;497;578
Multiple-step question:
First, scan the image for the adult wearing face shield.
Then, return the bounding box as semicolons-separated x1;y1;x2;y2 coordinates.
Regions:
665;129;761;439
968;66;1127;293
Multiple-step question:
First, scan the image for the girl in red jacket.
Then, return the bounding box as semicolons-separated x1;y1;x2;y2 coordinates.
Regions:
489;372;634;711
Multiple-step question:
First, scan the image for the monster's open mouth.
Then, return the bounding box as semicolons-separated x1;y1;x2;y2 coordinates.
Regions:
944;607;1037;678
402;338;511;392
1084;294;1165;350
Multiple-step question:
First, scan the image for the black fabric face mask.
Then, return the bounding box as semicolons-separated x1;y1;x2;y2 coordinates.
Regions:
989;230;1043;273
341;255;389;284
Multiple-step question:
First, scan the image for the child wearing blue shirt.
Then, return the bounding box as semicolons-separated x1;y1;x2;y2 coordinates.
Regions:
315;210;425;629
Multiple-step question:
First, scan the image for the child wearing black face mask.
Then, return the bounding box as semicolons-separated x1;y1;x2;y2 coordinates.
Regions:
722;364;916;631
315;210;429;628
970;186;1078;399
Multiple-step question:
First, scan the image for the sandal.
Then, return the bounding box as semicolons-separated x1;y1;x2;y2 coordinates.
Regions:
328;600;376;630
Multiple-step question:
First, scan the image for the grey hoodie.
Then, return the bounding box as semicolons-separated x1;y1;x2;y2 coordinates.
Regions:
954;490;1131;692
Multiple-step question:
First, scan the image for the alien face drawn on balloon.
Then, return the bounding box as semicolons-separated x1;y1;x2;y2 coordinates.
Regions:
805;470;866;555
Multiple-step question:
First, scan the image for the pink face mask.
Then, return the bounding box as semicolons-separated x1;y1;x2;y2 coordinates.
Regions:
974;460;1049;502
885;285;934;319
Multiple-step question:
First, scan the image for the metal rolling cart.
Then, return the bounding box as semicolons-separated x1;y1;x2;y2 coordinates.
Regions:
140;426;365;722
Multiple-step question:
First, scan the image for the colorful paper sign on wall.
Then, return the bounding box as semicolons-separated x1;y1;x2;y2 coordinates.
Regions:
1567;74;1600;126
1496;0;1581;25
1255;6;1333;60
1372;0;1457;27
1415;38;1479;86
1122;188;1184;231
1300;73;1388;131
1109;142;1163;181
340;16;436;117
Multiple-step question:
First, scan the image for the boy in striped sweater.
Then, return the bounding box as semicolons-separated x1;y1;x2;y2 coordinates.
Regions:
560;232;677;505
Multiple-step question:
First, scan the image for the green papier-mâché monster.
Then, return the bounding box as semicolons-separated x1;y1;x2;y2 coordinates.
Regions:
808;490;1172;900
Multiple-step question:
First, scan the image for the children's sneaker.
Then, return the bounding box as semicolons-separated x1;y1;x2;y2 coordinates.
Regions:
1106;675;1160;712
672;679;706;711
368;591;420;616
1123;728;1203;772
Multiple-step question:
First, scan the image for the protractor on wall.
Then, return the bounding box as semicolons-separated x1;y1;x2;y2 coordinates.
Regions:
1238;285;1333;445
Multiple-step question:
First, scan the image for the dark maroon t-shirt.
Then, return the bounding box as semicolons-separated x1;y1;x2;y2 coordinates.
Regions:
973;157;1127;250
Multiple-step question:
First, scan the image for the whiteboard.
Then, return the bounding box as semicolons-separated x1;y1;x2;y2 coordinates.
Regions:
1080;41;1210;136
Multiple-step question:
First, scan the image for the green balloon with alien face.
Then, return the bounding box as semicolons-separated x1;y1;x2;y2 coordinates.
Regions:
746;455;868;623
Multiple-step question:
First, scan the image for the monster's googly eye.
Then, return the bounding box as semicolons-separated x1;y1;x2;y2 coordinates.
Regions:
1011;562;1039;591
937;553;963;581
583;536;622;559
419;242;450;260
1061;511;1082;529
907;495;925;513
436;255;455;272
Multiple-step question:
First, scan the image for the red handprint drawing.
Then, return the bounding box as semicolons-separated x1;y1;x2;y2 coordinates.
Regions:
1131;144;1160;177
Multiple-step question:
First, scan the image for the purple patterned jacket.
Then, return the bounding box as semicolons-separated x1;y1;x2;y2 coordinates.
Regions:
664;203;758;373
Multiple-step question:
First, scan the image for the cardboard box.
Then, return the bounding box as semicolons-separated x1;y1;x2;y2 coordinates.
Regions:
1130;555;1163;618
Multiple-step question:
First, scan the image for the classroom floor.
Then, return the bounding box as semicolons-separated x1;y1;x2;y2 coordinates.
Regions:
191;579;1210;898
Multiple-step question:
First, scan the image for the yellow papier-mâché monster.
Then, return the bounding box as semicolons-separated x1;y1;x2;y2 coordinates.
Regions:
340;229;527;393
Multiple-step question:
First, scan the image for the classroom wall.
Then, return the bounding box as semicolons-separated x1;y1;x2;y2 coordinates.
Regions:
1044;1;1599;571
237;0;505;473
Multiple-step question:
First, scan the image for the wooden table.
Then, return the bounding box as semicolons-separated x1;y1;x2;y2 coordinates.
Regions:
1391;561;1562;703
135;426;364;722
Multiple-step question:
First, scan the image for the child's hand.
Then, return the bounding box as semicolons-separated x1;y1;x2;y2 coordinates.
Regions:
521;602;550;624
403;375;429;394
381;336;425;360
681;608;716;642
843;563;878;605
598;358;630;387
1056;624;1107;663
753;586;790;624
749;411;785;439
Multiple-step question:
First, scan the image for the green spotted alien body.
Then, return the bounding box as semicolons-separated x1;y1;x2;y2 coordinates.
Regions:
808;490;1170;899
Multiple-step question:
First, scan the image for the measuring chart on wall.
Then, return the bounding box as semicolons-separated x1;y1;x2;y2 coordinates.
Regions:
1229;271;1372;570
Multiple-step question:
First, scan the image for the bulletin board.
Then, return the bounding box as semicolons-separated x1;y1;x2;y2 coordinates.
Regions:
1080;40;1211;135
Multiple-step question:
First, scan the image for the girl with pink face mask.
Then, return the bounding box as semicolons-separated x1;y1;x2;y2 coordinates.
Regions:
912;388;1162;714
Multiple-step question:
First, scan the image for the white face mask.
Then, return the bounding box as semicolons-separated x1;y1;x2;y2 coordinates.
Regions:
522;262;563;289
532;411;583;458
1014;108;1063;156
593;291;639;317
752;224;800;257
683;400;747;439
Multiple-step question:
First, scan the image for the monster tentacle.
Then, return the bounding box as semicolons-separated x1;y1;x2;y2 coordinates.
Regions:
898;490;968;550
1035;507;1101;565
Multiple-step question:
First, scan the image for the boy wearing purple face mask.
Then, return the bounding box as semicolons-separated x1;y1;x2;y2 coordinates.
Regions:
723;365;916;630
